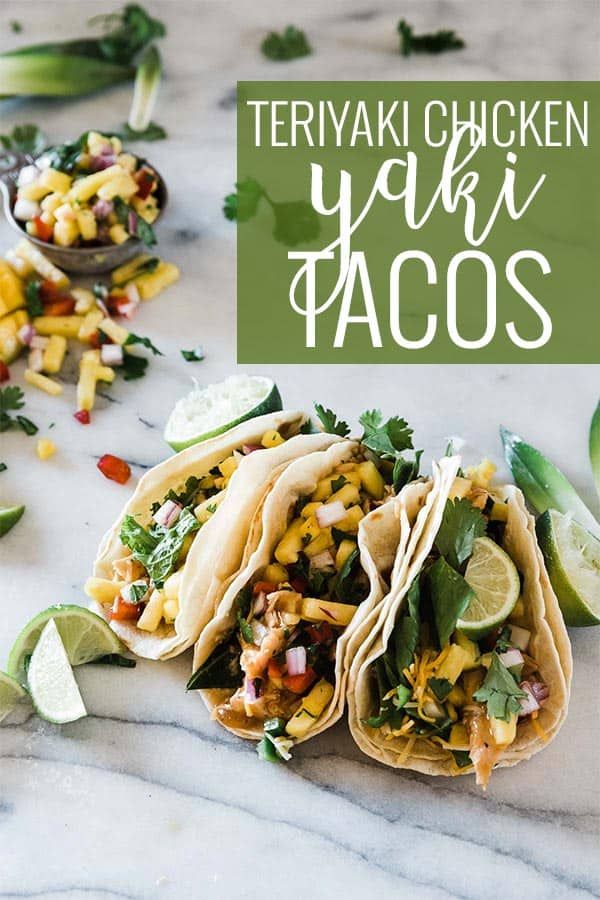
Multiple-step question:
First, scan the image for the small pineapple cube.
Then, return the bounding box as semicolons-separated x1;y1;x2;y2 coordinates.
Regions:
162;598;179;624
77;350;101;411
67;165;122;202
261;429;284;448
301;501;322;519
0;260;25;317
18;180;50;201
87;131;111;156
137;589;165;632
465;459;497;489
301;598;357;625
40;192;65;216
358;460;385;500
117;153;137;173
109;224;129;245
335;539;357;571
335;505;364;534
15;239;69;286
41;334;67;374
78;309;104;342
71;288;96;315
435;644;471;684
5;248;34;278
299;515;321;543
327;482;360;508
303;529;334;558
132;262;180;300
163;570;183;603
263;563;288;584
286;679;334;738
76;209;98;241
98;318;129;345
111;254;152;285
132;194;159;223
24;369;62;396
218;455;238;479
36;438;56;460
84;577;126;605
490;714;517;748
449;723;469;747
54;218;79;247
39;168;72;194
54;202;77;221
34;315;82;339
97;173;138;201
274;518;304;565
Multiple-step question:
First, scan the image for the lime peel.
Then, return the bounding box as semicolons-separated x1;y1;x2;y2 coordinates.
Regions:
458;536;520;638
0;671;28;723
28;619;86;724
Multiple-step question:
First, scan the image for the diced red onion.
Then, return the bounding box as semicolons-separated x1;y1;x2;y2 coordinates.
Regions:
89;152;117;171
286;645;307;676
320;606;337;621
128;211;138;235
17;164;39;187
518;682;541;717
92;199;114;220
316;500;346;528
509;624;530;652
115;300;138;320
252;591;267;617
498;648;524;670
245;677;262;701
152;499;182;528
13;198;41;221
242;443;262;454
101;344;124;366
17;324;35;346
30;335;49;350
28;348;43;372
529;681;549;704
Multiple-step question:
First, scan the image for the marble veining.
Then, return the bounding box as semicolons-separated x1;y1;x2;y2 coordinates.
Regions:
1;1;599;898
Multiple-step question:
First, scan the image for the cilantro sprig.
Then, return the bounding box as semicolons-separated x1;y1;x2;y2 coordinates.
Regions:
0;387;38;436
314;403;350;437
261;26;311;61
223;177;320;247
397;19;465;56
120;508;200;588
434;498;487;572
473;653;526;722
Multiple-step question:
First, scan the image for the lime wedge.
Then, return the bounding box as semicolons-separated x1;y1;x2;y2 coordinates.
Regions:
536;509;600;626
28;619;86;724
0;671;28;723
0;504;25;537
458;536;520;638
8;605;124;687
164;374;282;451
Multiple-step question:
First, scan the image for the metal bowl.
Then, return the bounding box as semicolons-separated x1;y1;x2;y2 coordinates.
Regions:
0;148;168;275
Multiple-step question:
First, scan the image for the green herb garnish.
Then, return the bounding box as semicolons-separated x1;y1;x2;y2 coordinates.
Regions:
181;346;204;362
0;123;46;156
261;26;311;61
434;498;487;572
473;652;527;722
427;556;474;647
314;403;350;437
25;280;44;317
124;332;162;355
0;386;38;435
397;19;465;56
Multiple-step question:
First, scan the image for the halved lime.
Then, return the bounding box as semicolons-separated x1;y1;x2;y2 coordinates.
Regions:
458;537;520;638
8;605;124;687
28;619;86;724
536;509;600;626
0;505;25;537
0;671;28;723
164;374;282;451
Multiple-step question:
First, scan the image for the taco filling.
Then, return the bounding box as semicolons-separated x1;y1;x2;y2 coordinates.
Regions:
365;462;550;787
84;427;291;634
189;458;390;760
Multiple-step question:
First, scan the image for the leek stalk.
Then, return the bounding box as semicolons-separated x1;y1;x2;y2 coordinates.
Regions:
590;402;600;500
128;45;162;131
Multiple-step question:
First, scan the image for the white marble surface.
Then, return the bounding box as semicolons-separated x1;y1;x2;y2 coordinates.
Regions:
1;2;599;898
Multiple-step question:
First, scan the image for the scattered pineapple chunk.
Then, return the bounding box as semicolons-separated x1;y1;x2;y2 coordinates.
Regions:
286;679;334;738
71;288;96;315
134;261;179;300
76;209;98;241
36;438;56;460
40;192;65;216
34;315;83;339
77;350;102;411
84;577;126;604
66;165;122;202
39;167;72;194
0;260;25;317
435;644;471;685
449;723;469;747
163;570;183;603
357;460;385;499
490;714;517;748
18;180;50;202
300;501;322;519
109;224;129;245
24;369;62;396
0;309;29;363
326;482;360;508
466;459;497;489
335;504;364;534
111;254;153;285
98;318;129;345
335;539;357;571
303;529;334;559
137;589;165;632
300;598;357;626
275;518;304;565
15;239;69;287
261;429;284;448
5;248;34;278
54;218;79;247
78;309;104;342
263;563;288;584
97;173;138;201
42;334;67;374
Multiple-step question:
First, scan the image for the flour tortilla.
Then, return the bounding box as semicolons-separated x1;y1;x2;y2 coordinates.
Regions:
91;411;341;659
347;471;572;778
192;447;451;744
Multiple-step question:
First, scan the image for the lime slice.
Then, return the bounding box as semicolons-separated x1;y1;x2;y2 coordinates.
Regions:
0;504;25;537
0;671;28;723
536;509;600;626
8;605;124;687
164;374;282;451
28;619;86;724
458;536;520;638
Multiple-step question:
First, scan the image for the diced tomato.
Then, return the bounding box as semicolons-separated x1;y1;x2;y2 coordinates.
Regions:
282;667;317;694
32;216;53;242
97;453;131;484
106;292;134;318
109;596;142;621
44;297;75;316
0;361;10;383
306;622;334;645
39;280;60;300
74;409;91;425
135;167;155;200
253;581;278;596
267;657;286;680
289;577;308;594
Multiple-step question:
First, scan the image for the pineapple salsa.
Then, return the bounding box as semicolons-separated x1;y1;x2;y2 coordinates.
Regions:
13;131;162;247
84;429;291;632
188;456;389;761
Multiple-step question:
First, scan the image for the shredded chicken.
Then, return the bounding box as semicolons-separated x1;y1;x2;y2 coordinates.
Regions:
240;627;286;679
463;703;501;789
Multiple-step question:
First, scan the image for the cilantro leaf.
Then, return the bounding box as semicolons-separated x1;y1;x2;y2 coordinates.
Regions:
124;332;163;356
271;200;320;247
392;450;423;492
314;403;350;437
236;586;254;643
359;409;413;460
330;475;347;493
25;280;44;317
181;346;204;362
16;415;38;436
135;217;157;247
397;19;465;56
120;515;159;559
117;354;148;381
427;556;474;647
473;653;527;722
120;509;200;588
392;576;421;680
0;124;47;156
0;462;7;473
45;132;89;173
115;122;167;142
428;677;453;702
261;26;311;61
0;386;25;414
434;498;487;571
126;581;149;604
0;387;37;436
187;637;243;690
224;178;263;223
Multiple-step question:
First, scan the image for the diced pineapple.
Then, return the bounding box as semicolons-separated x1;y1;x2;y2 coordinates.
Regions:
18;180;50;201
0;309;29;363
98;318;129;345
76;209;97;241
448;684;467;707
286;679;334;738
0;260;25;317
36;438;56;460
71;288;96;315
54;203;76;221
40;192;65;216
327;482;360;508
263;563;288;584
41;334;67;374
109;135;122;155
358;460;385;500
299;515;321;543
66;165;123;202
448;476;473;500
39;167;72;194
312;476;335;502
334;468;361;488
5;248;33;278
78;309;104;341
131;262;180;300
87;131;111;156
24;369;62;395
335;505;364;534
137;589;165;632
97;173;138;201
54;218;79;247
34;315;82;339
39;211;55;228
111;254;152;285
301;598;357;626
300;501;322;519
15;239;69;287
435;644;471;684
449;723;469;747
303;529;334;559
25;221;40;238
162;598;179;623
164;570;182;603
335;539;357;571
132;194;159;223
96;364;115;383
109;224;129;245
261;429;284;448
194;495;221;524
84;577;126;605
218;455;238;479
274;518;304;565
177;534;194;563
117;153;137;173
465;459;497;489
490;501;508;522
490;713;517;748
77;351;103;411
454;631;481;670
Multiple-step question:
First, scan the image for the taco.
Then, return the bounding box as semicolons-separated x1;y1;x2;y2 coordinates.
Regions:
188;443;450;760
347;459;572;787
85;410;341;659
